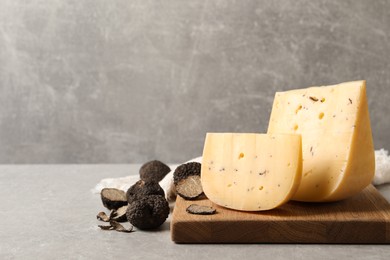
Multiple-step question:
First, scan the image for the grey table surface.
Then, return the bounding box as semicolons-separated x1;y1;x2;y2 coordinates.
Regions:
0;165;389;260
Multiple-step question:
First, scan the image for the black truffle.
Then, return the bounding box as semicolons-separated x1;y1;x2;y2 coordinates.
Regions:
100;188;128;210
176;175;204;200
96;205;128;223
139;160;171;182
173;162;201;185
186;204;216;215
126;195;169;230
98;220;134;233
110;205;128;223
126;180;165;204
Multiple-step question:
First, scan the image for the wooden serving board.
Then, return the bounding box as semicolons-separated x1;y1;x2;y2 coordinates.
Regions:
170;185;390;243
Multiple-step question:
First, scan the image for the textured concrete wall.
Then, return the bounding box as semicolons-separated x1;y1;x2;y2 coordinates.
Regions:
0;0;389;163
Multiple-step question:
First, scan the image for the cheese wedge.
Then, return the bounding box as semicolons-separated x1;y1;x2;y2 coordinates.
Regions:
267;80;375;202
201;133;302;211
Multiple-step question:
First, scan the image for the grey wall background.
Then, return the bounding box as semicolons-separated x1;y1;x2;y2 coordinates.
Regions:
0;0;389;164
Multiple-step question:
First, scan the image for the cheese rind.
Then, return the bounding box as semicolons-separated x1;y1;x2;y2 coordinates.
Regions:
267;80;375;202
201;133;302;211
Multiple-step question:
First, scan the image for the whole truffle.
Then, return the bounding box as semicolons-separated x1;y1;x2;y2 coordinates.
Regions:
126;195;169;230
139;160;171;183
126;180;165;204
173;162;201;185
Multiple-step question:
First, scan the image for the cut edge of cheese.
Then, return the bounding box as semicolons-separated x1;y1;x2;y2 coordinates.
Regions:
201;133;302;211
267;80;375;202
324;82;375;201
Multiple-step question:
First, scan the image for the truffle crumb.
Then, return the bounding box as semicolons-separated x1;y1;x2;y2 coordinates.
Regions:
186;204;216;215
139;160;171;182
173;162;201;185
100;188;127;210
126;180;165;204
126;195;169;230
176;175;204;200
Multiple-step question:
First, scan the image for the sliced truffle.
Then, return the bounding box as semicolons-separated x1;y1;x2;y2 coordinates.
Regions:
97;211;110;222
98;224;113;230
126;180;165;204
186;204;216;215
173;162;201;185
110;205;128;223
109;220;134;233
98;220;134;233
139;160;171;182
126;195;169;230
176;175;203;200
101;188;127;210
97;206;128;223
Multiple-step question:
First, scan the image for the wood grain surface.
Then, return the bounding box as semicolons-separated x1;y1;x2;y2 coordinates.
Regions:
170;185;390;243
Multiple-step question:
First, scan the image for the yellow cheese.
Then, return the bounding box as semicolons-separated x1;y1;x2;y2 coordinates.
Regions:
201;133;302;211
267;80;375;202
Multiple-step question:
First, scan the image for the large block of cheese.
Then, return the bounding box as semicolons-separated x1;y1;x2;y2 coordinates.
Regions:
267;80;375;202
201;133;302;211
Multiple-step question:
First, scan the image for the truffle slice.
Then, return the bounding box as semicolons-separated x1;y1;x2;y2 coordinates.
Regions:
97;211;110;222
109;220;134;233
101;188;127;210
98;224;113;230
126;195;169;230
96;206;128;223
176;175;203;200
98;220;134;233
139;160;171;182
110;205;128;223
126;180;165;204
186;204;216;215
173;162;201;185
